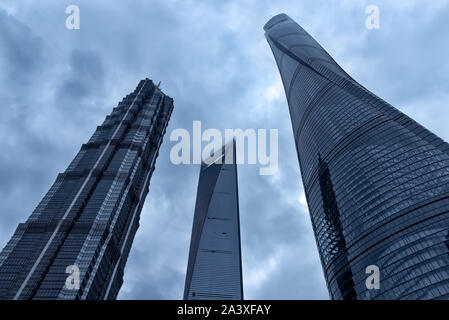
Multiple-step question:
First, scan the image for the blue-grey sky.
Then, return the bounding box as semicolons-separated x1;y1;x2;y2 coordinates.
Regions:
0;0;448;299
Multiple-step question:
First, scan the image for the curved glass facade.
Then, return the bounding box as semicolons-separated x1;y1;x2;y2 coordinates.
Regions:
265;13;449;299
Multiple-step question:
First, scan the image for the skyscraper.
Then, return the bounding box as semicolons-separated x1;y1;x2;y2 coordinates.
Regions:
184;141;243;300
265;13;449;299
0;78;173;300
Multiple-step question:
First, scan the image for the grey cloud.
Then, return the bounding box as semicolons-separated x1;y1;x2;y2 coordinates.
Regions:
57;49;105;102
0;9;44;86
0;0;448;300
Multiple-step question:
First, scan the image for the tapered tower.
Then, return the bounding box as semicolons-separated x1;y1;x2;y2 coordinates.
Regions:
0;78;173;299
265;13;449;299
184;141;243;300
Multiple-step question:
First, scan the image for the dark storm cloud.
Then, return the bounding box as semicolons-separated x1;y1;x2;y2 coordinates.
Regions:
57;49;105;101
0;0;448;300
0;9;55;243
0;9;44;85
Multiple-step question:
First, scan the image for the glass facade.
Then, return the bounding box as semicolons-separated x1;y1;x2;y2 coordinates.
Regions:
265;13;449;299
184;141;243;300
0;78;174;299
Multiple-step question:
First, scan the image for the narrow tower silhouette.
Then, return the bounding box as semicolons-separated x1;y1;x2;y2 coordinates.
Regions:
184;141;243;300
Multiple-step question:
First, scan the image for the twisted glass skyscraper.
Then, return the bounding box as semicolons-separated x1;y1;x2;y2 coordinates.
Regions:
265;13;449;299
0;78;173;299
184;141;243;300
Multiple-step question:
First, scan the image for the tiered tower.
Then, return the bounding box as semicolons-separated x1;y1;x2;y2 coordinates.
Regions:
0;78;173;299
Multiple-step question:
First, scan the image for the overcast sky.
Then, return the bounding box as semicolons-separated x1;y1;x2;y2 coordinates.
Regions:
0;0;448;299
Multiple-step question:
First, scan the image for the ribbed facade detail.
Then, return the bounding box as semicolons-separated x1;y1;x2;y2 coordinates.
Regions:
0;78;173;300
